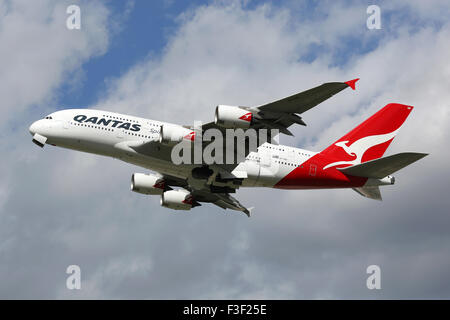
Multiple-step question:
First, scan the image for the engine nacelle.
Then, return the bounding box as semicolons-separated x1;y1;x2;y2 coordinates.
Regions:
160;190;193;211
214;105;252;129
159;124;195;145
131;173;165;195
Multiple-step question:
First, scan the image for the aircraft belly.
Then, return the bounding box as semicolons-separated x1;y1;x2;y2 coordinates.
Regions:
50;136;116;157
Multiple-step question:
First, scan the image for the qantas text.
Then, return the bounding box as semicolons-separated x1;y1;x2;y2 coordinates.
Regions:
73;115;141;132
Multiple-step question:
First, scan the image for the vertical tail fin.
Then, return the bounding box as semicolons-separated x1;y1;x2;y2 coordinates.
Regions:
321;103;414;169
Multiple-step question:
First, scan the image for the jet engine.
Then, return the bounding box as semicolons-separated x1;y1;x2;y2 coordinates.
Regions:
160;190;194;211
131;173;165;195
159;124;195;145
214;105;252;128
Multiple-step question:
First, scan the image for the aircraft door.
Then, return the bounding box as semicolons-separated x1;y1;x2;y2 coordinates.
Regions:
116;128;124;139
309;163;317;176
259;146;271;167
287;148;296;162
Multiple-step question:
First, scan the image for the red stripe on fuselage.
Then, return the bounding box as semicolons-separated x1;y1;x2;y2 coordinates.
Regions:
274;153;367;189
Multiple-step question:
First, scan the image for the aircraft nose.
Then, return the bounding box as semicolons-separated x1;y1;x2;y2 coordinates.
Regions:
29;119;45;136
29;121;39;136
29;122;36;135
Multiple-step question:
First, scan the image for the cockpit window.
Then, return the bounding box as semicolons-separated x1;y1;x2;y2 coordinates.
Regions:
45;116;53;120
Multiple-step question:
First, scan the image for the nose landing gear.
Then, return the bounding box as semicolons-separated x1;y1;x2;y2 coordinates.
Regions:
32;133;47;148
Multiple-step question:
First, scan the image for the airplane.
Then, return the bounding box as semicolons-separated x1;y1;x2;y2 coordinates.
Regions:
29;78;428;216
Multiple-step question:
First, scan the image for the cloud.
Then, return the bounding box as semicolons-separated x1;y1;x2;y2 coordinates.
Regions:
0;0;110;126
1;0;450;299
0;0;111;298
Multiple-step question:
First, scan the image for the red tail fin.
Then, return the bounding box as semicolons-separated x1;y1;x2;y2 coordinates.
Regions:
321;103;413;168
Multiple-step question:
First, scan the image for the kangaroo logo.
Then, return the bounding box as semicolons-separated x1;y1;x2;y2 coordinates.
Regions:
183;131;196;141
323;129;399;170
183;194;193;205
239;112;252;122
153;180;165;189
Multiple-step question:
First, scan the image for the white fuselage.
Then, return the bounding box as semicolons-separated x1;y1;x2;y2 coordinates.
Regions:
29;109;317;189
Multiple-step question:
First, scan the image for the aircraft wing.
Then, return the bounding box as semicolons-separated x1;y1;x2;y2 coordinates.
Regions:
192;190;251;217
158;172;251;216
203;79;359;136
256;80;358;114
199;78;360;174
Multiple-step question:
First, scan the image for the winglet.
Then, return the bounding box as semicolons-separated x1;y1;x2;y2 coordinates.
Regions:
244;207;254;217
345;78;359;90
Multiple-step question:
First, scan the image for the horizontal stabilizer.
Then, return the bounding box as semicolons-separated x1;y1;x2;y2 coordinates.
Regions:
339;152;428;179
353;186;382;200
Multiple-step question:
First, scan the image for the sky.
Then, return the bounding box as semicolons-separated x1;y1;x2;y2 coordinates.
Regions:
1;0;450;299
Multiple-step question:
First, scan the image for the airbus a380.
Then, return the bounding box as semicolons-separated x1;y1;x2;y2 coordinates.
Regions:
29;78;427;216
